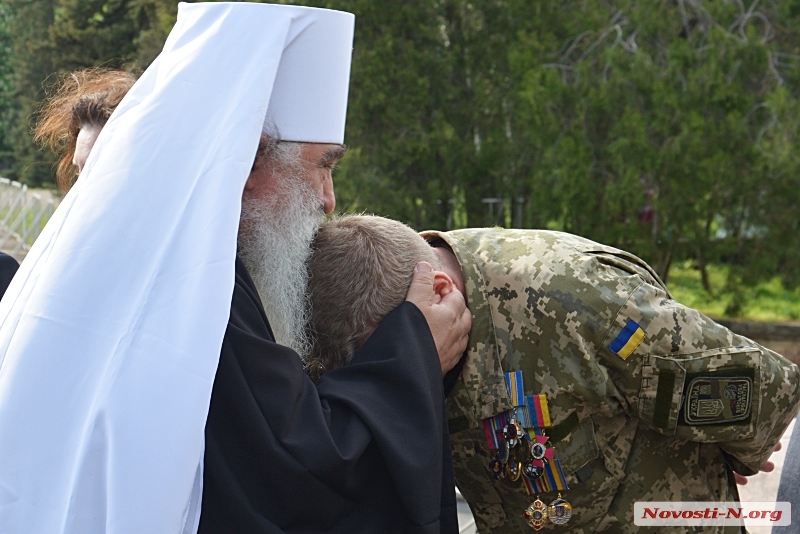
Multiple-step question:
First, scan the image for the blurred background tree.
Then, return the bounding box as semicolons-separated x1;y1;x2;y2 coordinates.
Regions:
0;0;176;184
509;1;800;293
1;0;799;315
0;3;14;173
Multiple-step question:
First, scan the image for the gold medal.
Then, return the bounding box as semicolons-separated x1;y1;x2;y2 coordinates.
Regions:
547;493;573;525
523;498;548;530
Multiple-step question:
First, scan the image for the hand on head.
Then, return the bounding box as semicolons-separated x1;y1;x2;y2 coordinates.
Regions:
405;261;471;375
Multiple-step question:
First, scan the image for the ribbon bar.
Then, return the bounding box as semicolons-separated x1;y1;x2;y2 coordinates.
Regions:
482;410;514;450
504;371;525;406
523;458;570;495
526;394;552;428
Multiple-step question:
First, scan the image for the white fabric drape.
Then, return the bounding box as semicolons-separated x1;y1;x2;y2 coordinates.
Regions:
0;3;353;533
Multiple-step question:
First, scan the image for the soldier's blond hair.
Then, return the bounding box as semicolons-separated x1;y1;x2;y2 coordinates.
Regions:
306;214;439;380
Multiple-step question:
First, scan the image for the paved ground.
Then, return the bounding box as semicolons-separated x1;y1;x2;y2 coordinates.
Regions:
456;490;477;534
456;417;798;533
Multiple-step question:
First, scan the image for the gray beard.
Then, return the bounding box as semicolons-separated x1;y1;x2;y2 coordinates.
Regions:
238;153;323;361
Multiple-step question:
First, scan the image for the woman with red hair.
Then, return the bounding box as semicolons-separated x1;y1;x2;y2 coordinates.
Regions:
35;68;136;193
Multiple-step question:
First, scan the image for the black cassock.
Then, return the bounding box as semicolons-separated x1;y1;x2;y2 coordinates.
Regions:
198;256;458;533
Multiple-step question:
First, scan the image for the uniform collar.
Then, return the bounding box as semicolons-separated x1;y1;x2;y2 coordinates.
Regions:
420;229;513;430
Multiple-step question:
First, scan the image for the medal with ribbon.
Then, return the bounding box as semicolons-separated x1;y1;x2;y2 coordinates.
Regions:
481;371;573;529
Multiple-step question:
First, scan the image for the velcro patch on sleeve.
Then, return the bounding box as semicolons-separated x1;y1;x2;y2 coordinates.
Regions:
609;320;645;360
683;376;752;425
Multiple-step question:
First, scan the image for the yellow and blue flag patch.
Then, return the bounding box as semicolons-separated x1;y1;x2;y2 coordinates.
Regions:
609;320;645;360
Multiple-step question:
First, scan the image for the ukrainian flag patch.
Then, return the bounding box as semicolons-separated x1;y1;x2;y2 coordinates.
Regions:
609;320;645;360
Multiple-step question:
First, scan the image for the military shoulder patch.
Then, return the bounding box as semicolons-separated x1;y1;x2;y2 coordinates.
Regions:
609;320;645;360
683;376;752;425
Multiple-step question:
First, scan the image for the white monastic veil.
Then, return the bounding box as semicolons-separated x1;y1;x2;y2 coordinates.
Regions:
0;3;353;533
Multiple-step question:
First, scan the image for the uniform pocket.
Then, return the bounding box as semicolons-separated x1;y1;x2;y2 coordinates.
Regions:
553;415;629;531
554;415;599;476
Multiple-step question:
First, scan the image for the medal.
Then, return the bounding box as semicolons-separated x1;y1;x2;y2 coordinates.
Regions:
497;438;510;463
508;460;523;481
503;418;525;447
548;494;573;525
523;461;544;480
523;498;549;531
482;385;575;527
530;434;551;459
489;457;507;480
530;441;547;460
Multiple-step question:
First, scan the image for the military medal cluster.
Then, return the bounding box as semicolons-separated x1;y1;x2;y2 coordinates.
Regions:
483;371;572;530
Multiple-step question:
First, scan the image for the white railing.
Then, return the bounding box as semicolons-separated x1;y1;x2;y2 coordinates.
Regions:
0;178;57;261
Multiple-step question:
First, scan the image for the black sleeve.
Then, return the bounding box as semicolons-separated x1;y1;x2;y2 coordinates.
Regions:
200;258;453;534
316;302;447;525
0;253;19;299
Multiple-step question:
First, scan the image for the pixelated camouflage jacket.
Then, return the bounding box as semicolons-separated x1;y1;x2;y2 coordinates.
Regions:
420;228;800;534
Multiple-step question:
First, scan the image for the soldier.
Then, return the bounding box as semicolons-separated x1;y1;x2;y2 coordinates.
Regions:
305;214;800;533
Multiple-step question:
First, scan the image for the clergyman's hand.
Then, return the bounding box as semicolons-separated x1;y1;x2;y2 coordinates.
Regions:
405;262;471;375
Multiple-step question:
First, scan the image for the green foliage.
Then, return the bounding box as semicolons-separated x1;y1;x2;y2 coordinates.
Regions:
669;261;800;322
0;3;14;171
2;0;56;185
506;1;800;286
0;0;177;186
329;0;800;292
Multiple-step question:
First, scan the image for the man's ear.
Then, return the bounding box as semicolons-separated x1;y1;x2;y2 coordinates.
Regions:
432;271;454;303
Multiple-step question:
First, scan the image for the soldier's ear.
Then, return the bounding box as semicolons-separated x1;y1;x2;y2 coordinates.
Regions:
432;271;454;303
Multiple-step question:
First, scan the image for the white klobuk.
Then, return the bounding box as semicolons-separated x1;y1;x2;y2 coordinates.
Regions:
0;3;353;533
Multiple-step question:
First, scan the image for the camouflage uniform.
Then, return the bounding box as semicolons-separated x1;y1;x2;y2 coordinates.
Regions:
420;228;800;534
